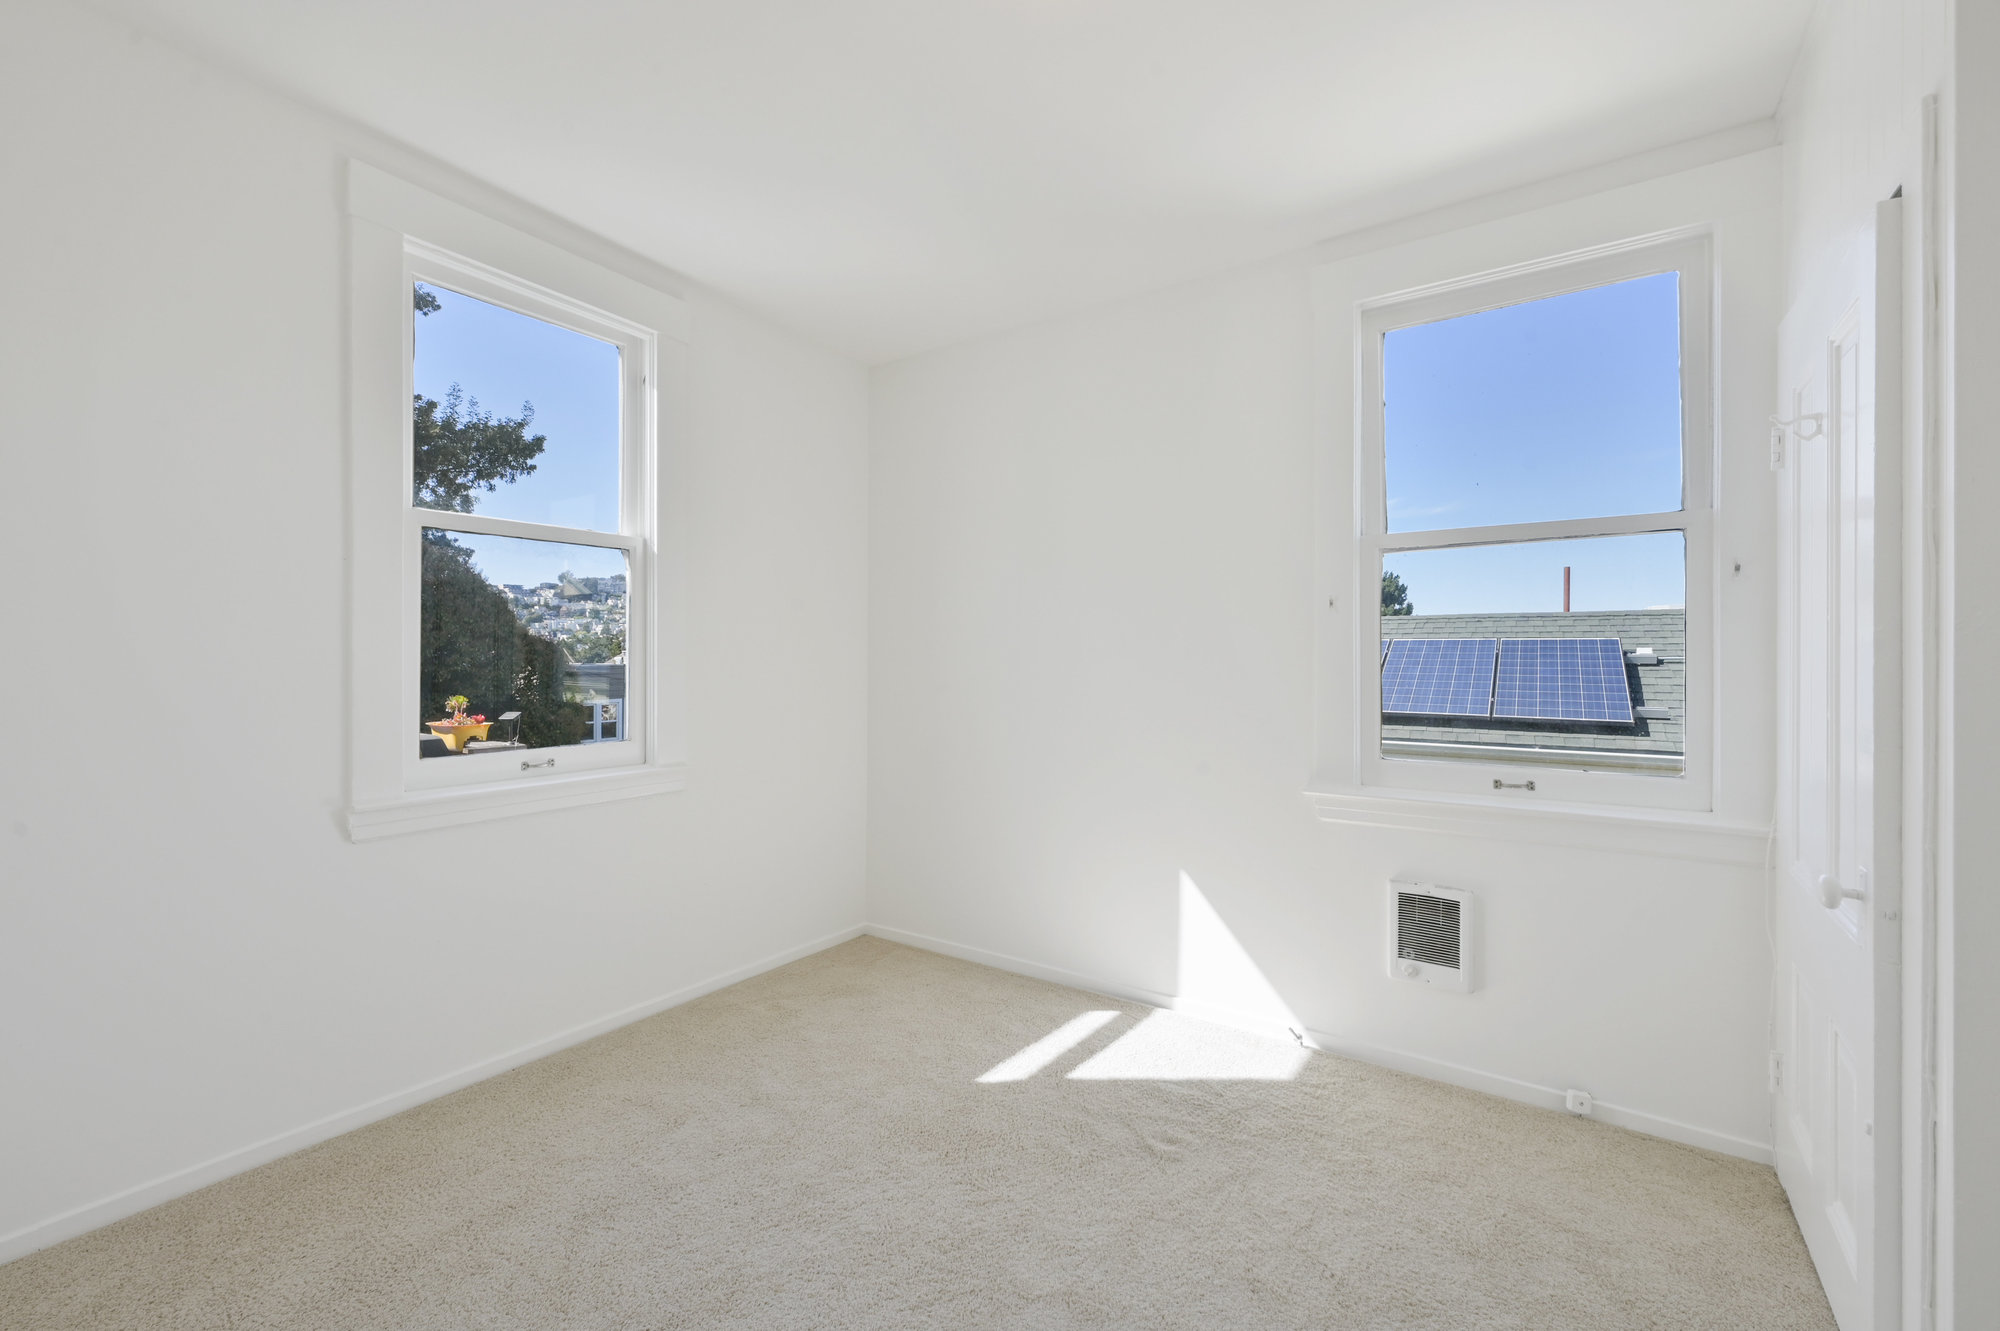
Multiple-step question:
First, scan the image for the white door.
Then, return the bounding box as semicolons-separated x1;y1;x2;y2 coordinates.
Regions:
1774;199;1903;1330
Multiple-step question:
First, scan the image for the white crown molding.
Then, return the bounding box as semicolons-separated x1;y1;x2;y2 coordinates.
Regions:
1310;119;1781;268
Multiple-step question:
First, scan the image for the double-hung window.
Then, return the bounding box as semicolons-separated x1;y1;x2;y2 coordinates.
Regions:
1353;232;1714;812
405;251;649;785
345;163;688;839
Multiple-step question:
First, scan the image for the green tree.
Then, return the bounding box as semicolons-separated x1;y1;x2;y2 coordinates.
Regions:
420;533;522;723
411;283;547;513
512;632;590;748
413;386;547;512
1381;571;1415;616
563;630;625;664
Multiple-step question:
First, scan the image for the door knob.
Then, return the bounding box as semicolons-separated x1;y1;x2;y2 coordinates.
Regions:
1818;873;1864;909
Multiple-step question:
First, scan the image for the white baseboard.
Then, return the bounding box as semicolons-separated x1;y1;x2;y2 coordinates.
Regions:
0;923;866;1268
863;923;1178;1010
1293;1035;1774;1164
865;923;1772;1165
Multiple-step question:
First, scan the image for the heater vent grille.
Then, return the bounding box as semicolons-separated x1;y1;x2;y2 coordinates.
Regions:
1396;891;1462;969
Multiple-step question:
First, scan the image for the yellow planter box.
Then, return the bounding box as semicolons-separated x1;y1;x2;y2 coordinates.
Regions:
426;722;492;753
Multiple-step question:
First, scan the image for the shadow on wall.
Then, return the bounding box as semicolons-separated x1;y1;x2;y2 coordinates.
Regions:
974;872;1313;1083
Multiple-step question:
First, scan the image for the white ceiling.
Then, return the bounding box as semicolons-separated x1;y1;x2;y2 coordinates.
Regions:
106;1;1814;362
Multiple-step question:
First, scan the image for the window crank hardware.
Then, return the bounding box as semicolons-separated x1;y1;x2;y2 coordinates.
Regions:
1492;779;1535;791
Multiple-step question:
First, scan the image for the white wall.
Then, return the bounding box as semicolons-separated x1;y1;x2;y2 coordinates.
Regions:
870;150;1783;1159
1779;0;1947;304
0;0;869;1259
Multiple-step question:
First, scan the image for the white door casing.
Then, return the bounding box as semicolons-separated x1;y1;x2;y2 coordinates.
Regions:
1774;198;1904;1331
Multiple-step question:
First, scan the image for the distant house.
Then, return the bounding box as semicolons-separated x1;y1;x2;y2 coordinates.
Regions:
567;662;626;705
1380;608;1683;774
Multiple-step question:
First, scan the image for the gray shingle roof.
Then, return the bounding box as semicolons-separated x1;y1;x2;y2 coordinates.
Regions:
1379;609;1684;760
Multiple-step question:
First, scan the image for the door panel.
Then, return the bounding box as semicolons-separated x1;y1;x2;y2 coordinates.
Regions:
1832;1027;1861;1267
1774;200;1902;1331
1790;970;1817;1170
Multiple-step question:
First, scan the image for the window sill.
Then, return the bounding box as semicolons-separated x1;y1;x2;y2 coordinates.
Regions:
347;763;687;842
1301;781;1769;867
1380;738;1685;775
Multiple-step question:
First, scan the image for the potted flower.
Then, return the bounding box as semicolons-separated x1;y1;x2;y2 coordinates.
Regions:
427;696;492;752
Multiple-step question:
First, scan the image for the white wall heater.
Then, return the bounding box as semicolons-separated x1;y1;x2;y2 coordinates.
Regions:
1388;879;1477;993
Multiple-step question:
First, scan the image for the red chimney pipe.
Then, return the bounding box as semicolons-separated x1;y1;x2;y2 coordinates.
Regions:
1563;566;1571;613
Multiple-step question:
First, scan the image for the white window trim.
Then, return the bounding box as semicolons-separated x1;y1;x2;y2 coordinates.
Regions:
344;161;690;841
1351;229;1715;815
1305;175;1777;837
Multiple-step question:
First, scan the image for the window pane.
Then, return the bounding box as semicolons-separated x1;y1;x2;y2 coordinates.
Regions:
412;283;622;532
1383;273;1682;531
419;529;628;758
1379;532;1684;774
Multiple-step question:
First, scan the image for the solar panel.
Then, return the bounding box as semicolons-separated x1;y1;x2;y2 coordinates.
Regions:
1493;637;1633;724
1380;638;1497;717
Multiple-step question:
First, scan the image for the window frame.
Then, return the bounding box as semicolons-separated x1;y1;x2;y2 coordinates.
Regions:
401;243;654;794
1352;230;1716;813
345;161;689;840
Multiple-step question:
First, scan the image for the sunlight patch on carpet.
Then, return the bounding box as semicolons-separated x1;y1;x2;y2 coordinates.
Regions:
976;1010;1122;1082
1067;1009;1309;1081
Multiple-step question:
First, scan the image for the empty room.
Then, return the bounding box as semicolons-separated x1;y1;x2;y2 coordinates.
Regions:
2;0;1995;1327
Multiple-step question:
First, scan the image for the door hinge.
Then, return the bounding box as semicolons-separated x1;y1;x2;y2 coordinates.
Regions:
1769;1051;1783;1092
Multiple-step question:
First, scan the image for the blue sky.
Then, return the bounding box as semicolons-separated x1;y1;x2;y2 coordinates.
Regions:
1384;532;1684;616
1382;272;1685;615
415;283;622;586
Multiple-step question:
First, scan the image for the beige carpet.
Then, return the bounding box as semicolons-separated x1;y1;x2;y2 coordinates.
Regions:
1;937;1834;1329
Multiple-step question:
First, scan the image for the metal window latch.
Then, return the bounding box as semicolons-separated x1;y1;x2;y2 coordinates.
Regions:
1493;779;1536;791
522;758;556;771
